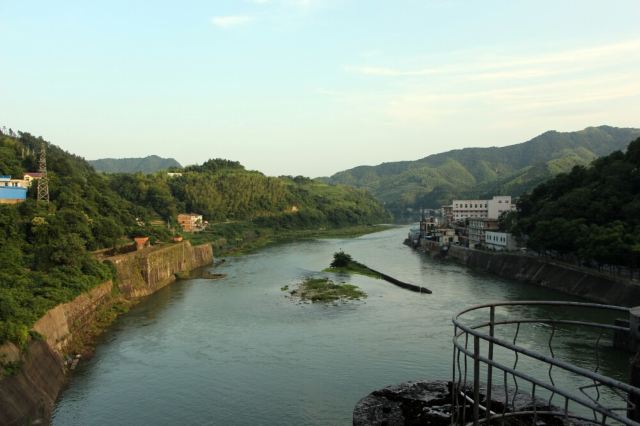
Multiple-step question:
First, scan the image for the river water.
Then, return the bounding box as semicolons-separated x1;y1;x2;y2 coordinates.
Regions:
52;226;628;425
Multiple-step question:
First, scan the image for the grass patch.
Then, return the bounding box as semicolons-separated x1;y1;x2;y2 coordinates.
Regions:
1;360;23;377
289;277;367;303
325;264;382;279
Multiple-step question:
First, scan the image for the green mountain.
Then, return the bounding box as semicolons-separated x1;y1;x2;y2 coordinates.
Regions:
89;155;182;173
0;130;389;345
322;126;640;218
512;135;640;269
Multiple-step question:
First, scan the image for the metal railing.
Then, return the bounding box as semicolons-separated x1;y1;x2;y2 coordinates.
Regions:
452;301;640;425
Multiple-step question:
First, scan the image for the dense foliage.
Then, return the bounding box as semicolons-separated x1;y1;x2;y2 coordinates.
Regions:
0;132;137;345
323;126;640;219
0;130;389;344
108;168;390;228
89;155;182;174
512;137;640;271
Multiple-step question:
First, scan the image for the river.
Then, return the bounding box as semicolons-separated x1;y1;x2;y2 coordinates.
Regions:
52;226;628;425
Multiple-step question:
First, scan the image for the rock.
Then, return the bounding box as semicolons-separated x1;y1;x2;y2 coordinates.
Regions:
353;380;452;426
353;380;598;426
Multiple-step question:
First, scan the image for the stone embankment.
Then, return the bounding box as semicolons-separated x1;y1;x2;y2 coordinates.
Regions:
109;241;213;298
425;241;640;307
0;241;213;425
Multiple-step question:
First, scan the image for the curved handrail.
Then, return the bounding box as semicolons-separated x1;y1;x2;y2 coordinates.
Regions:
452;301;638;425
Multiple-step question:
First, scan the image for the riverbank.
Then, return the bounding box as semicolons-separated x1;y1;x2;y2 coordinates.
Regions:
0;225;392;424
0;241;213;425
417;240;640;307
186;222;395;256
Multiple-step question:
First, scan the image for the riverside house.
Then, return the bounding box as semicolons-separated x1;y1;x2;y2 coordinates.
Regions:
467;218;499;248
433;228;458;245
177;213;205;232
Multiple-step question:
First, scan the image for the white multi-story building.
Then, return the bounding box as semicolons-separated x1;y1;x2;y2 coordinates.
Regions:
485;231;518;251
450;196;514;221
487;196;513;219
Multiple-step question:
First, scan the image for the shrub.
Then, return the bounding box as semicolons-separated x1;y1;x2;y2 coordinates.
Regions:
330;250;352;267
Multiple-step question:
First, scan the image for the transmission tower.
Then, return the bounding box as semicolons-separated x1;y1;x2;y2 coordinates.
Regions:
37;141;49;204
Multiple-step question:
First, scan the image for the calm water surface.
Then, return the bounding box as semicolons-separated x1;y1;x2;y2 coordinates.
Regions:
52;227;627;425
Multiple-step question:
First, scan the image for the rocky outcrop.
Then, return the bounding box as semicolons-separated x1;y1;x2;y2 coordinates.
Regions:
445;246;640;307
354;380;453;425
353;380;589;426
0;241;213;425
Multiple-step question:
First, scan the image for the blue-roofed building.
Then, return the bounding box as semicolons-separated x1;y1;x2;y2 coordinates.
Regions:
0;176;28;204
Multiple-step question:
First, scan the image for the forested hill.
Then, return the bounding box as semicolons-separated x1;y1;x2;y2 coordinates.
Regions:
322;126;640;216
89;155;182;173
511;136;640;271
0;130;389;345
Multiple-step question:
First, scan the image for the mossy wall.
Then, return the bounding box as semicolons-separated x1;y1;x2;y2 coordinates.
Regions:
32;280;114;354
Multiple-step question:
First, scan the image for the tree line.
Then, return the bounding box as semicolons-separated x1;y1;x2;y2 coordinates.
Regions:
510;137;640;275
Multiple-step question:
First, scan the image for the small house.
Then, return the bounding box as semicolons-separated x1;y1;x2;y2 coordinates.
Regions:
134;237;150;251
177;213;204;232
23;173;43;186
434;228;458;245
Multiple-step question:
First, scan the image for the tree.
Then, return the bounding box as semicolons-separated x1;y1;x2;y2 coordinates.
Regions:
331;251;353;267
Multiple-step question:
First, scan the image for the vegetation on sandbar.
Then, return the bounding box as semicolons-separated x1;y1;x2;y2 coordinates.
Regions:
288;277;366;303
324;251;382;279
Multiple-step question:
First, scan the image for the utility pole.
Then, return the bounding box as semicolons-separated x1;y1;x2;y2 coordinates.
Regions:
37;141;49;204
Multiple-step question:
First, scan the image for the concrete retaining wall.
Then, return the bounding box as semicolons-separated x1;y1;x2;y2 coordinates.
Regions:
446;245;640;307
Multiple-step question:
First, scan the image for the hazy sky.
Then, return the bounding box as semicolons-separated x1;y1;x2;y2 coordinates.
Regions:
1;0;639;177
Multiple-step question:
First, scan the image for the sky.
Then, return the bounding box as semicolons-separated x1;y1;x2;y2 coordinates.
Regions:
1;0;639;177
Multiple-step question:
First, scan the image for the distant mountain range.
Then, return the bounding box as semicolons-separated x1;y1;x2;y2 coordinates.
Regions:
321;126;640;217
89;155;182;173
